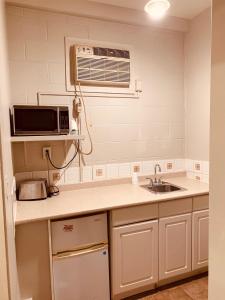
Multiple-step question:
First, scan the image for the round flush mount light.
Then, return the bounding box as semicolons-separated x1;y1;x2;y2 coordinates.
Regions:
144;0;171;20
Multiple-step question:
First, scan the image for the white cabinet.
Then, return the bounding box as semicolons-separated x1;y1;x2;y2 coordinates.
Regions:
192;209;209;270
111;220;158;296
159;213;192;280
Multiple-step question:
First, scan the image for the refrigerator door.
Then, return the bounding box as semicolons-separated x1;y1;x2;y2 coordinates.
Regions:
51;213;108;254
52;245;110;300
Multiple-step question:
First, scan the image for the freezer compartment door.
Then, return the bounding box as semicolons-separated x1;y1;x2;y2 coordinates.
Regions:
51;213;108;254
52;245;110;300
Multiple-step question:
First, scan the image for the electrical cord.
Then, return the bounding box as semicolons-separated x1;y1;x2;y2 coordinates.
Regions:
45;142;79;170
75;83;93;156
46;154;60;197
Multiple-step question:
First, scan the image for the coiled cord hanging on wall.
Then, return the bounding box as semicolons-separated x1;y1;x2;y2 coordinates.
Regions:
76;83;93;156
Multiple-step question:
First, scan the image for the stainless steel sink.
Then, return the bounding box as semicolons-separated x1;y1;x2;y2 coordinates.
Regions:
141;182;186;194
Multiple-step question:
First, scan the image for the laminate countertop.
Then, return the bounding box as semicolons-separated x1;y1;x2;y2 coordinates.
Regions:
15;176;209;225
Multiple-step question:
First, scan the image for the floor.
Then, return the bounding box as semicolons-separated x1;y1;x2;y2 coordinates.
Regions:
138;276;208;300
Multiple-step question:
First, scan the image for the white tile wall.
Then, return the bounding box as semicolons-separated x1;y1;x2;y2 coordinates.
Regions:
93;165;106;181
186;159;209;184
7;5;185;166
106;164;119;179
82;166;93;182
118;163;131;178
64;167;80;184
49;170;65;186
15;158;209;186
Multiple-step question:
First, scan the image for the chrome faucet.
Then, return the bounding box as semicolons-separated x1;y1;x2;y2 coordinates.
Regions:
147;164;162;186
154;163;161;177
154;164;162;184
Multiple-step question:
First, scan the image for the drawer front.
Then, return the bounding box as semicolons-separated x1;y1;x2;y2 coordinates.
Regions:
193;195;209;211
159;198;192;218
111;204;158;227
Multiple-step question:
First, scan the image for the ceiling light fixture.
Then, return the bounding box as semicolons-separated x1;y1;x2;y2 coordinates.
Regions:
144;0;171;20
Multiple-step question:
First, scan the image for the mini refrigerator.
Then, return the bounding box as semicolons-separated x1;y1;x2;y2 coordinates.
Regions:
51;213;110;300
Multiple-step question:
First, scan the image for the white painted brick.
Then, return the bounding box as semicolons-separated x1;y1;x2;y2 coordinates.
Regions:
26;41;64;62
48;63;65;84
7;38;26;61
7;6;188;169
170;122;184;139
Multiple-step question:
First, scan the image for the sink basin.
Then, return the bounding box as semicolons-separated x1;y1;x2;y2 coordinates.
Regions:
141;182;186;194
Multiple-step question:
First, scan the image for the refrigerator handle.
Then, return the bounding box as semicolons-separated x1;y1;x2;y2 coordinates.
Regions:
53;243;108;260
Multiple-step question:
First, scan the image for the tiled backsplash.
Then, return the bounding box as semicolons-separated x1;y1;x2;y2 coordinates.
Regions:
186;159;209;183
15;158;209;187
14;158;209;187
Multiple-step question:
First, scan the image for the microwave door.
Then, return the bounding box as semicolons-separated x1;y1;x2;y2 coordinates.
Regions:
13;107;59;135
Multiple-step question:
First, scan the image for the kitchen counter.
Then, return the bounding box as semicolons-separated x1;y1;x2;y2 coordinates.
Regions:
15;176;209;225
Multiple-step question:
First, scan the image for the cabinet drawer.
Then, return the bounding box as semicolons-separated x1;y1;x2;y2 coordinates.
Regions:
193;195;209;211
111;203;158;227
159;198;192;218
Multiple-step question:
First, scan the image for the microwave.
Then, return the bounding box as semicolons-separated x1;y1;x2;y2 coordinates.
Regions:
11;105;70;136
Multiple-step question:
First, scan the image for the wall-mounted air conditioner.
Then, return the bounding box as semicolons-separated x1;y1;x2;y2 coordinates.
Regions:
74;45;130;87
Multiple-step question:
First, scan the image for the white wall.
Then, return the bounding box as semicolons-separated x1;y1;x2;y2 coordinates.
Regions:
5;0;189;32
6;5;185;172
209;0;225;298
0;2;19;299
184;9;211;161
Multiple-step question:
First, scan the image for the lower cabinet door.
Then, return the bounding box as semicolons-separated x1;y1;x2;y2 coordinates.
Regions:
159;213;192;280
192;210;209;270
111;220;158;296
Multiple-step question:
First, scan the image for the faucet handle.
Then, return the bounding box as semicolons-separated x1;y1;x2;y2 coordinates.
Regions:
146;177;154;186
158;176;163;184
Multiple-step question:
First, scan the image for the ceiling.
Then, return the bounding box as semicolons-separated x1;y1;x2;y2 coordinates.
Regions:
88;0;211;20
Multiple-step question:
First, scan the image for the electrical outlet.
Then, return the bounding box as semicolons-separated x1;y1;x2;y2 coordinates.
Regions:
43;147;52;160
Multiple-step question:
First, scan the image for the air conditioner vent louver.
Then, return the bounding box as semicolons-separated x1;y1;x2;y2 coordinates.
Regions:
74;45;131;87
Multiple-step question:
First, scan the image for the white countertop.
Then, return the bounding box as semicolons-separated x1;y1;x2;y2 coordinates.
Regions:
15;177;209;225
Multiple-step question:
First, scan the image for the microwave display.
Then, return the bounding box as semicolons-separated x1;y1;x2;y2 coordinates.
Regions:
11;105;70;136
